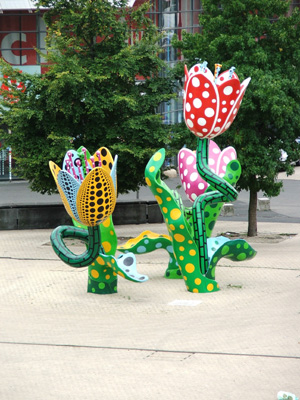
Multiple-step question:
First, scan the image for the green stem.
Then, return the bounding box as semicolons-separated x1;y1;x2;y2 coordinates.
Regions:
193;138;238;275
50;225;101;268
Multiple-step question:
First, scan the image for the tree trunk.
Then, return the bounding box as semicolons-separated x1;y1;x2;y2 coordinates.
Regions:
248;189;258;236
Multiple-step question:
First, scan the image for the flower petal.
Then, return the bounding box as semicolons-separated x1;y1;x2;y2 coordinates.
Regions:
216;146;237;177
110;155;118;196
178;148;208;202
62;149;84;181
77;167;116;226
94;147;114;174
57;171;81;222
49;161;80;222
218;77;251;135
184;66;219;138
93;147;117;195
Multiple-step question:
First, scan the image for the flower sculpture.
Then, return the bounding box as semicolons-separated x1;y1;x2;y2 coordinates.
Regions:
183;61;252;283
49;146;148;294
183;62;251;139
141;61;256;293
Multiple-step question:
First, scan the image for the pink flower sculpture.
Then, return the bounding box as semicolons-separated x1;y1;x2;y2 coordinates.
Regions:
178;140;237;202
183;62;251;139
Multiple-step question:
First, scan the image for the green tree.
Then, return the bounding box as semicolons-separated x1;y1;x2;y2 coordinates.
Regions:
0;0;176;194
172;0;300;236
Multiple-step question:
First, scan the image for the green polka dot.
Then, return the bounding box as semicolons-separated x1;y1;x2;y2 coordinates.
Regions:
214;240;219;245
244;243;249;249
221;245;230;255
92;288;96;293
213;256;218;264
208;221;215;231
228;173;233;180
98;282;105;289
231;161;239;171
237;243;241;249
204;211;210;218
237;253;247;260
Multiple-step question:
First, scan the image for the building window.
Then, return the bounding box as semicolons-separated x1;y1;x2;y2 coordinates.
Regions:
0;11;46;67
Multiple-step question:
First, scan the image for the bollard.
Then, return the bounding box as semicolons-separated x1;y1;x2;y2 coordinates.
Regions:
221;203;234;216
258;197;270;211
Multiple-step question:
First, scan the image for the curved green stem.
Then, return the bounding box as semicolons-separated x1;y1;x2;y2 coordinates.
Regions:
50;225;101;267
194;138;238;274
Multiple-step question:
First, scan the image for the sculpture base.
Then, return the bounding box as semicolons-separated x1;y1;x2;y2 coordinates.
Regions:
87;277;118;294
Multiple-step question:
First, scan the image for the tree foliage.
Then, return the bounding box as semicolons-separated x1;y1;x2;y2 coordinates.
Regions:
172;0;300;235
0;0;176;194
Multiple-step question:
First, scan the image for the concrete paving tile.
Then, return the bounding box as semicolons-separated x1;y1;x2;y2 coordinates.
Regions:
0;343;299;400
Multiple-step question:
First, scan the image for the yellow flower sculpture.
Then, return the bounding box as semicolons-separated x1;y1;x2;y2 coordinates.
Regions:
49;147;116;227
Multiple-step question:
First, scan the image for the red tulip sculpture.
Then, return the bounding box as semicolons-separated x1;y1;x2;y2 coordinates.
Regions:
183;61;251;276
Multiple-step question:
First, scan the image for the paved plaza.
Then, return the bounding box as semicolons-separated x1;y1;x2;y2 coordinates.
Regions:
0;220;299;399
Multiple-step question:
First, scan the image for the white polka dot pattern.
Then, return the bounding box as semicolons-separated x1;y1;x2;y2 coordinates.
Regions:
183;63;251;139
178;141;237;203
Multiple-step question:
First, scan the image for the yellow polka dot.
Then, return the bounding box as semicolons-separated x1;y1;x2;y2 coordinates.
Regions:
149;166;155;173
180;224;184;229
170;208;181;220
162;207;168;214
217;284;220;288
183;276;187;281
155;195;162;205
107;262;111;267
118;272;125;278
145;177;151;187
153;152;162;161
111;259;115;263
195;278;201;285
105;274;110;280
110;230;114;235
189;249;196;256
174;233;185;242
193;288;199;293
179;256;184;261
113;272;117;276
102;218;110;228
102;241;111;253
188;240;193;244
91;269;99;279
97;257;105;265
207;283;214;292
166;197;171;201
156;188;163;193
185;263;195;273
179;246;185;251
170;224;175;231
165;218;168;223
